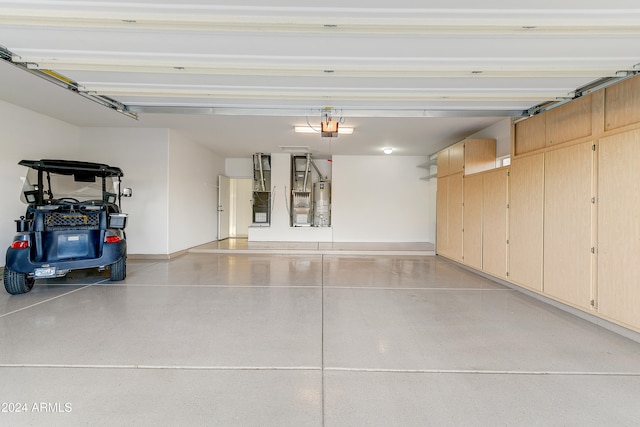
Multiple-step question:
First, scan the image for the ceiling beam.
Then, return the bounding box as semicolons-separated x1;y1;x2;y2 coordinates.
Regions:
15;55;638;79
126;105;527;118
2;6;640;35
0;45;138;120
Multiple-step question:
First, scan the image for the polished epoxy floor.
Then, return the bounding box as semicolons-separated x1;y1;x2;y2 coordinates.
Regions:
1;246;640;426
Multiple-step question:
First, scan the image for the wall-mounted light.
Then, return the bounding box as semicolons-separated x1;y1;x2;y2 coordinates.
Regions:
383;147;393;154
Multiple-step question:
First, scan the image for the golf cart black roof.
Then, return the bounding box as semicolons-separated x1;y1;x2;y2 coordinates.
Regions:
19;159;124;178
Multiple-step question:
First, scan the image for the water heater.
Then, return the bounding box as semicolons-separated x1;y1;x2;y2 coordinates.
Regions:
313;181;331;227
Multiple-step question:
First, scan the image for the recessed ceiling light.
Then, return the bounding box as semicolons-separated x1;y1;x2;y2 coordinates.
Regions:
383;147;393;154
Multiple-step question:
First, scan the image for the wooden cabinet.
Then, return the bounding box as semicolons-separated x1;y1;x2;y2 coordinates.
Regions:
508;153;544;291
437;149;450;177
437;139;496;177
438;141;463;177
436;173;463;262
437;138;496;263
482;168;509;280
436;177;449;256
597;129;640;329
463;174;483;270
543;142;594;310
447;173;464;262
547;95;592;146
605;74;640;131
514;114;545;156
514;95;592;156
449;141;465;174
465;139;497;175
461;168;508;278
438;76;640;333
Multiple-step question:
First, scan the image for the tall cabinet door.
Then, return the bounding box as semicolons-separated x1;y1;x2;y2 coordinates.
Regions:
436;177;449;256
463;174;483;270
543;142;593;309
597;129;640;329
483;169;509;279
447;172;464;263
509;154;544;291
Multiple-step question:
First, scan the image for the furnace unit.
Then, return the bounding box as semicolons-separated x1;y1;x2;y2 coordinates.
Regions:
252;153;271;226
290;153;331;227
290;155;312;226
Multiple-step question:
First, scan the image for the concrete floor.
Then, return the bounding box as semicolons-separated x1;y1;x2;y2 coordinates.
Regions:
1;243;640;426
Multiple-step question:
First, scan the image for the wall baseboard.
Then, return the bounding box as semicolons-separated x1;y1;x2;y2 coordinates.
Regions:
128;249;189;261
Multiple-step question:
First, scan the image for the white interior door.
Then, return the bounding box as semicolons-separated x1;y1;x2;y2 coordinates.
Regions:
229;178;253;238
234;178;253;237
217;175;231;240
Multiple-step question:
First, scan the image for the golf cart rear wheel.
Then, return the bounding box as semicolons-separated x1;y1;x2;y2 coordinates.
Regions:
110;256;126;281
4;267;35;294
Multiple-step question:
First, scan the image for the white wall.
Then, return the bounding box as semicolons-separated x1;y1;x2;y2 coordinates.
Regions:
1;99;232;258
332;155;432;242
78;127;170;255
168;130;223;253
249;153;333;241
225;157;252;178
248;153;433;243
0;100;82;265
423;176;437;244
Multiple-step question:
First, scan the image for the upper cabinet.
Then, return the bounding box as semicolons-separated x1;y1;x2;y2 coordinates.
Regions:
437;138;496;178
448;141;465;174
464;138;497;175
436;146;450;177
546;94;592;146
514;113;546;156
514;74;640;158
514;94;592;156
605;75;640;131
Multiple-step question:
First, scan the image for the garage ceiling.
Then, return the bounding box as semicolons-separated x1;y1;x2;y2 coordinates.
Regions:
1;0;639;157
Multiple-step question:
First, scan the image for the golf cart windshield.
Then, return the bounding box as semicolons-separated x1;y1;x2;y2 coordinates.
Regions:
18;159;124;205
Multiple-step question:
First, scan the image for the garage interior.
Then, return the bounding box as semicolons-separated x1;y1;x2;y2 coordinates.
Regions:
2;1;640;426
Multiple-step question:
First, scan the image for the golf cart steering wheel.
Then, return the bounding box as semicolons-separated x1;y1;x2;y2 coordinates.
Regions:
55;197;80;204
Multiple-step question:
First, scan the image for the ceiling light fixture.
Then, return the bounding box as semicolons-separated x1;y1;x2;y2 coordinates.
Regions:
321;114;339;137
383;147;394;154
294;126;354;135
294;109;354;137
